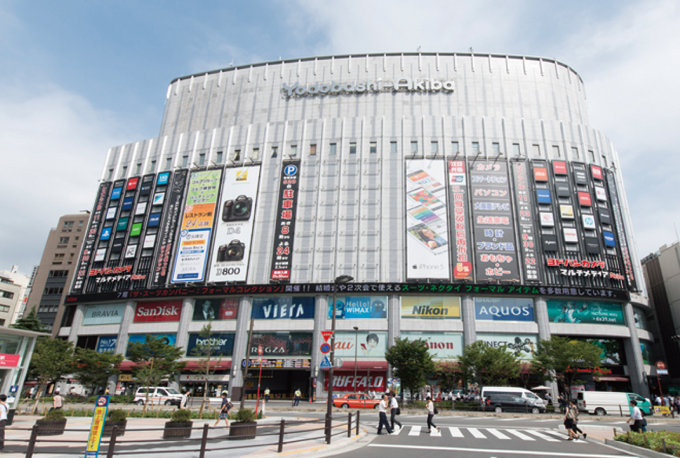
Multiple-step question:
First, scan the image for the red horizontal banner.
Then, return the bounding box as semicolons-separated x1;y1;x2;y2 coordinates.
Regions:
324;371;387;392
0;354;20;367
133;300;182;322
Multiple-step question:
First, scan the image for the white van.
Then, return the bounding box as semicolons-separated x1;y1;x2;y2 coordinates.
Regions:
134;387;186;406
481;387;546;413
576;391;652;416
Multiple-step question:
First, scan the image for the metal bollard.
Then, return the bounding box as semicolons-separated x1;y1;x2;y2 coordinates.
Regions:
619;405;623;417
106;426;118;458
356;410;360;436
325;415;331;444
277;419;286;453
199;423;209;458
347;412;352;437
25;425;39;458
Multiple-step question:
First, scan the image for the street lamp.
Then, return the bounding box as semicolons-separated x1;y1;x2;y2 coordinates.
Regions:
353;326;359;392
325;275;354;443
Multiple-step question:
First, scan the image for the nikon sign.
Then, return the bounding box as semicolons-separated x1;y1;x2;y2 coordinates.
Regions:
283;77;455;98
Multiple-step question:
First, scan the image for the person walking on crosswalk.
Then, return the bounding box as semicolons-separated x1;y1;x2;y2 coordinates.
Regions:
377;394;394;435
389;392;402;432
426;396;440;434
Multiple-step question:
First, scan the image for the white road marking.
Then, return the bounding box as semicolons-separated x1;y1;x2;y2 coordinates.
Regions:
486;428;511;440
505;429;536;441
430;428;442;437
369;443;633;457
449;427;464;438
468;428;487;439
524;429;560;442
409;425;421;436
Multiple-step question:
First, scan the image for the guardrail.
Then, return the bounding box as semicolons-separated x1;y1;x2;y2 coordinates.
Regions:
10;412;360;457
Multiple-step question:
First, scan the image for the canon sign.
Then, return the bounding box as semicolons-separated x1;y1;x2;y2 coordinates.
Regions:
283;77;455;98
133;300;182;323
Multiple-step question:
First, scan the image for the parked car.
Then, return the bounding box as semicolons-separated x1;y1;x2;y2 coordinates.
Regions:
332;393;382;409
485;394;546;414
576;391;652;416
481;386;546;412
134;387;186;406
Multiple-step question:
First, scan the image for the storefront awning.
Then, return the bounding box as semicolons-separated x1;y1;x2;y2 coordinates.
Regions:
594;376;629;382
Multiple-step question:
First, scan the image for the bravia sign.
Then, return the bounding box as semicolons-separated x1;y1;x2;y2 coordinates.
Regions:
282;77;455;98
133;300;182;322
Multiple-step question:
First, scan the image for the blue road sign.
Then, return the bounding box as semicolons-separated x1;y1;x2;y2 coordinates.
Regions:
320;355;331;369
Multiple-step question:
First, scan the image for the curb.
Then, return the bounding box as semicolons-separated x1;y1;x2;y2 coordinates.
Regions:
604;438;671;458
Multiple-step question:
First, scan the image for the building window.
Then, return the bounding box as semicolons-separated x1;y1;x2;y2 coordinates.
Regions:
58;237;69;244
271;146;278;158
54;254;65;260
390;141;397;154
410;141;418;154
43;287;64;295
492;143;500;155
370;142;377;154
182;156;189;167
198;153;205;165
216;151;223;163
512;143;520;156
571;147;579;160
329;143;337;155
532;144;541;157
0;291;14;299
150;160;156;172
121;165;127;178
431;141;439;155
309;144;317;156
589;150;595;162
165;157;172;170
63;221;74;229
349;142;357;154
233;149;241;162
602;155;608;167
451;141;459;154
48;270;69;278
288;145;296;157
252;148;259;160
135;163;142;175
107;168;114;180
552;145;560;158
472;142;480;154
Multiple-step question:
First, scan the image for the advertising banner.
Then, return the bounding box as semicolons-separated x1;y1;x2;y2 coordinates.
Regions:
400;332;464;359
405;160;451;280
324;372;387;392
605;169;637;291
82;303;126;326
328;296;388;319
96;336;117;353
476;333;538;359
270;162;301;281
447;160;473;280
150;170;187;287
73;182;111;292
469;160;521;282
186;333;235;357
474;297;535;322
400;296;461;319
126;334;176;356
251;297;315;320
85;396;109;458
192;298;239;321
250;332;313;356
546;300;625;325
208;166;261;282
640;340;653;365
333;331;388;358
171;169;223;283
133;300;183;323
511;161;540;282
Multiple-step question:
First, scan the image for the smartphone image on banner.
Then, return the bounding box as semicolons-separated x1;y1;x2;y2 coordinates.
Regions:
407;169;444;193
407;187;443;210
407;223;448;255
408;205;447;231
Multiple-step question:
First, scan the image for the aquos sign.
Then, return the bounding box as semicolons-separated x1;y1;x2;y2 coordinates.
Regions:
282;77;455;98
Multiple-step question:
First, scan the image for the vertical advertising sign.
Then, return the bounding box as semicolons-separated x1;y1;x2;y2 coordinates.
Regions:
469;160;521;282
270;161;301;281
605;169;637;291
72;182;111;292
405;160;451;280
150;170;187;287
511;160;540;282
171;170;222;283
208;166;261;282
85;395;109;458
447;160;473;280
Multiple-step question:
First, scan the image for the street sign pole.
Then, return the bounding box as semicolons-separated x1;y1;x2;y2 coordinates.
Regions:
255;345;264;416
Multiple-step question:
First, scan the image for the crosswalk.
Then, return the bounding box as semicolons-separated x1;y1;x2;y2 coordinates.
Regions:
389;426;579;443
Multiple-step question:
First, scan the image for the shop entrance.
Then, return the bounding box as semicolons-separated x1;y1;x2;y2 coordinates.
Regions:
243;369;310;400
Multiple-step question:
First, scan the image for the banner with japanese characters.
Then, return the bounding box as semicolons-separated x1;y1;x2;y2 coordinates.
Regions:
511;160;540;282
208;166;261;283
469;160;521;282
546;299;625;325
328;296;388;319
72;182;110;292
447;160;473;280
605;169;637;291
405;160;451;280
171;169;222;283
270;161;301;281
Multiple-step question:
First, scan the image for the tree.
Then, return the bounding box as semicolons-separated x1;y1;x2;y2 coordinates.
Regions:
127;335;186;415
190;321;222;416
458;341;521;386
12;308;47;333
384;338;434;403
434;361;464;392
531;336;604;399
27;338;74;414
72;348;123;396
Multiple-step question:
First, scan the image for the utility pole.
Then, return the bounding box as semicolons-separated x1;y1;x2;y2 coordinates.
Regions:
240;317;254;409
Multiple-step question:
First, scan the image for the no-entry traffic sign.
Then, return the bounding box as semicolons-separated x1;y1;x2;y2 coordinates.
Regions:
320;343;331;354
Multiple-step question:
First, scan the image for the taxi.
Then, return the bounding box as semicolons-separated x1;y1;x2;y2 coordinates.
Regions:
332;392;381;409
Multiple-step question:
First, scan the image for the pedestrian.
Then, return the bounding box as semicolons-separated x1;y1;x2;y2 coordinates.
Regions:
389;392;402;432
654;395;661;406
626;400;644;432
545;392;552;406
0;394;7;450
564;400;578;440
377;394;393;435
52;392;63;411
264;388;270;403
213;391;232;428
569;401;586;440
426;396;440;434
293;389;301;407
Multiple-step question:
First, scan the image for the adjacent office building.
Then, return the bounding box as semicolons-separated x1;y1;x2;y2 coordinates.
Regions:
0;267;30;327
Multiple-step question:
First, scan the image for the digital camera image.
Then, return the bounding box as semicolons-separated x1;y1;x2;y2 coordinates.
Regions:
217;240;245;262
222;195;252;221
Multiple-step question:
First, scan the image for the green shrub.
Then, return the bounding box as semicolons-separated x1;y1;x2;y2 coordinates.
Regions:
108;409;127;422
170;409;192;423
546;405;555;413
43;409;66;421
615;431;680;455
234;408;256;423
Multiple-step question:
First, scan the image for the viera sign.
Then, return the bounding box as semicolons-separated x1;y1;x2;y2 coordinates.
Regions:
283;77;455;98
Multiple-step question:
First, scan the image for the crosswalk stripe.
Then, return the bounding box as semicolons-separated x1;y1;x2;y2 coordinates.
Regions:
524;429;559;442
468;428;487;439
448;427;464;438
486;428;511;440
541;430;567;438
409;426;421;436
497;418;519;421
505;429;535;441
430;428;442;437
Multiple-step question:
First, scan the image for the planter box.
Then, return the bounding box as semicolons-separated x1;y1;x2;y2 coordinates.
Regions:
163;421;193;439
103;420;127;437
229;422;257;440
35;419;67;436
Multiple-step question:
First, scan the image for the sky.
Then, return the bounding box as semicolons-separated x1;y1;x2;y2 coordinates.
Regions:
1;0;679;280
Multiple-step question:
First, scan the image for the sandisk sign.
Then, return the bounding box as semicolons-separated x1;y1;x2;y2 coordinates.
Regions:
546;258;606;269
134;300;182;322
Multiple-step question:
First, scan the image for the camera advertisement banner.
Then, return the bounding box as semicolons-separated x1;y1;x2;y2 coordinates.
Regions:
186;332;235;357
605;169;637;291
82;303;126;326
328;296;388;319
171;169;223;283
400;332;463;359
150;170;187;287
447;160;473;280
192;298;239;321
476;333;538;359
405;160;451;280
270;161;301;281
250;332;313;356
333;331;388;358
400;296;461;319
208;166;261;283
511;160;540;282
546;300;625;325
251;296;315;320
474;297;535;322
469;160;521;282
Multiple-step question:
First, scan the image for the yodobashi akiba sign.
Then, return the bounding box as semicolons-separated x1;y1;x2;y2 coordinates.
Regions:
133;300;182;323
82;303;126;326
282;77;455;98
474;297;535;322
